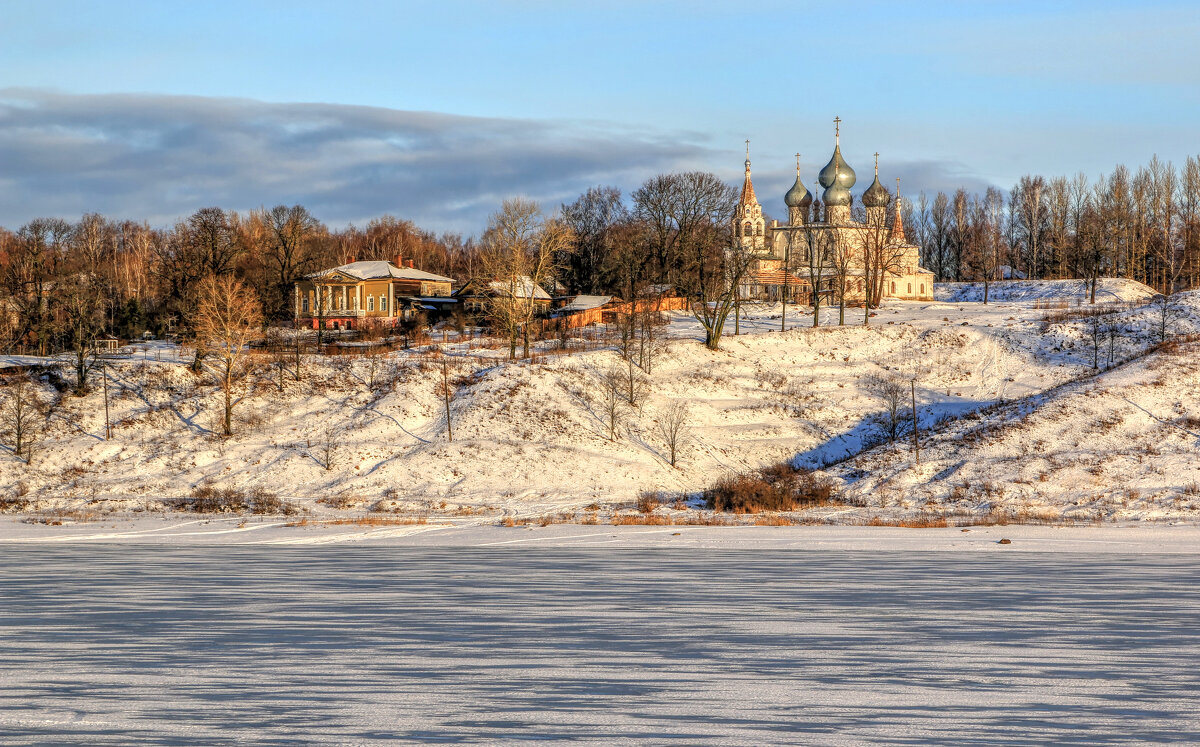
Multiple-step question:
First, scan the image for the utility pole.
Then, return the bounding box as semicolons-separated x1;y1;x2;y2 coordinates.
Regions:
441;352;453;443
102;358;112;440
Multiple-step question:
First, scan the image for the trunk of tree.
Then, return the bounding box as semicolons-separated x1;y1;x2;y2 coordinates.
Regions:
223;364;233;437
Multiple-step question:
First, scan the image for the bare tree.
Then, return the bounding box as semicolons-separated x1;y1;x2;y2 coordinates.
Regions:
1149;293;1184;344
480;198;574;359
59;273;107;395
261;204;322;320
560;186;626;294
655;400;689;467
317;424;341;470
3;218;71;355
863;374;907;444
192;275;264;437
1;376;45;464
598;364;627;441
830;227;854;326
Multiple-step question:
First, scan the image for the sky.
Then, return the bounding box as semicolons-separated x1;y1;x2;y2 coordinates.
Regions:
1;0;1197;234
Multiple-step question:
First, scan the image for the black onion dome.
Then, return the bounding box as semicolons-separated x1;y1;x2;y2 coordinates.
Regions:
862;174;890;208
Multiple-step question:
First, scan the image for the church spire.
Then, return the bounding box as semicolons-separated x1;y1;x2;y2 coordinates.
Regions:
734;140;765;250
739;139;758;205
889;177;907;242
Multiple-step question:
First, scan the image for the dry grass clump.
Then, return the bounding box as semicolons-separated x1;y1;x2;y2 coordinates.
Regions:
636;490;667;513
754;514;797;526
22;509;102;525
705;462;838;513
323;516;427;526
317;493;366;510
0;495;34;513
612;513;673;525
866;515;950;528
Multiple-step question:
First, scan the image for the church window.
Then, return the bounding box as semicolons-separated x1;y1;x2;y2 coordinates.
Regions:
744;221;752;237
920;284;925;295
907;283;912;294
891;281;896;293
755;223;762;236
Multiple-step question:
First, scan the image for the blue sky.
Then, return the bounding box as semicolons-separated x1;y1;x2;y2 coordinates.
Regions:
1;0;1197;233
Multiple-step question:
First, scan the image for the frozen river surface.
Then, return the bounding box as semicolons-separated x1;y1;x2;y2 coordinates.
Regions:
1;548;1198;745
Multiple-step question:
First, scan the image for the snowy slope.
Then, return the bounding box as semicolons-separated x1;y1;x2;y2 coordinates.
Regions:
828;333;1200;522
936;278;1156;303
1;281;1197;524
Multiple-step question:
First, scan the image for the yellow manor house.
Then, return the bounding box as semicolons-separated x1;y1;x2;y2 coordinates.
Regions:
736;120;935;304
294;256;455;330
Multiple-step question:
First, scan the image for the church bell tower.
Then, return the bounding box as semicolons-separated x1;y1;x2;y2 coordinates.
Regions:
733;140;767;252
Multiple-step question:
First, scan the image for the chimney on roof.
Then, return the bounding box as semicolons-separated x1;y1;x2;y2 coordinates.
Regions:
407;259;414;268
394;254;402;267
348;256;355;264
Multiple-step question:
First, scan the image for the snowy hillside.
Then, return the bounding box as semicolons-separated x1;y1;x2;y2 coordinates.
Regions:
829;330;1200;522
937;278;1156;303
1;282;1198;526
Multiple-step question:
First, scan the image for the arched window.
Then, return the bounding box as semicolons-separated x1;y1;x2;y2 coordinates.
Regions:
755;223;762;236
891;281;896;293
744;221;752;237
920;284;925;295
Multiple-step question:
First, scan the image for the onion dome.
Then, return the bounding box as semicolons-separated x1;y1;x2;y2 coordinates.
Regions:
862;153;890;208
818;145;856;190
818;117;856;191
784;175;809;208
823;184;852;207
862;174;890;208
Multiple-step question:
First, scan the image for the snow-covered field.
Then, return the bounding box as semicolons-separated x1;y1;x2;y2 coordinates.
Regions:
1;544;1198;744
2;278;1198;529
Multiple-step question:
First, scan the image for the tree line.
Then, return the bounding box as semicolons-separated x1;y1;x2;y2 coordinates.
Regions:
3;154;1197;365
906;155;1200;298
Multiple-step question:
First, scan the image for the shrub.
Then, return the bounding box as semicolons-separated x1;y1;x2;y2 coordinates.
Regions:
704;463;838;513
636;490;663;513
182;482;247;513
247;487;295;515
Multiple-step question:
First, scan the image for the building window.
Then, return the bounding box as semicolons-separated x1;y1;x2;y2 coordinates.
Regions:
302;296;309;313
920;284;925;294
381;296;388;313
907;283;912;294
367;296;374;312
744;221;752;237
891;281;896;293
